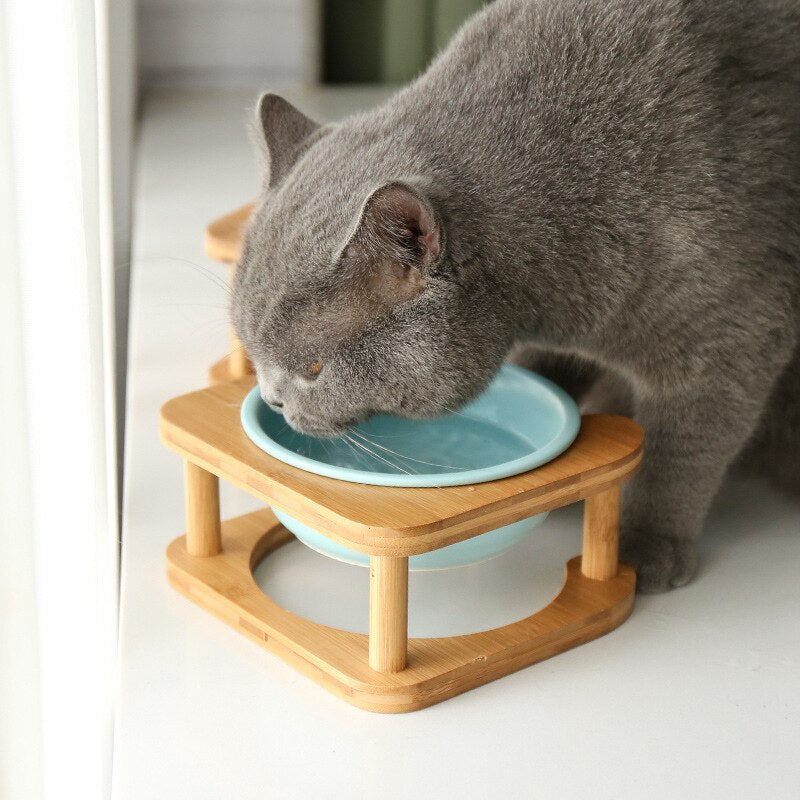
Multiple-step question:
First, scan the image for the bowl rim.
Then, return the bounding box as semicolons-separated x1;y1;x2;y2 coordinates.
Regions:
240;363;581;487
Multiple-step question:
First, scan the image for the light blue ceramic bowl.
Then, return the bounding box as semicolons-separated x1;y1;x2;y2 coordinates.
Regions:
241;364;580;569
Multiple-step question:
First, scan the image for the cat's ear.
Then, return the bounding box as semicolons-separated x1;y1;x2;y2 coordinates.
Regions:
340;182;442;302
255;93;320;187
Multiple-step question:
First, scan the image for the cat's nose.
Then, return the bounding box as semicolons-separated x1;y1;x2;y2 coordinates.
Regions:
259;386;284;410
255;366;284;410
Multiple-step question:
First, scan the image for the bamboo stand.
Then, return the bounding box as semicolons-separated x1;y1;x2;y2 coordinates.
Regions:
204;203;255;384
161;378;642;712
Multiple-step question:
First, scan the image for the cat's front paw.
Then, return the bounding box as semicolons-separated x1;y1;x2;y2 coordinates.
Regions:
619;530;698;593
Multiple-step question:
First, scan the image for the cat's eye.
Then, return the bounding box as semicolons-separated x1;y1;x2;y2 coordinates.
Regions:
307;360;323;378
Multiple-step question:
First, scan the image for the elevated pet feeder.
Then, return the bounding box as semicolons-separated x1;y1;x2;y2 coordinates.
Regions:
160;206;642;712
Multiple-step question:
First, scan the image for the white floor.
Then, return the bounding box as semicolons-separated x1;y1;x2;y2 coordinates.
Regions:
114;87;800;800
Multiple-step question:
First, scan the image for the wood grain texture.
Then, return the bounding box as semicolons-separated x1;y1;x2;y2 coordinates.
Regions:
208;353;255;386
204;203;254;264
160;378;644;556
166;508;636;713
582;485;620;580
225;262;251;379
369;556;409;672
205;213;255;385
184;461;221;556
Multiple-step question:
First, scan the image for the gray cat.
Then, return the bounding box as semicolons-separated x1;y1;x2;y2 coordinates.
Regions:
232;0;800;593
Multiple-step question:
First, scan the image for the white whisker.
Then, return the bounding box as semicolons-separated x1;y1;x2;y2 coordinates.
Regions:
343;433;414;475
339;434;367;467
147;255;233;296
350;429;466;471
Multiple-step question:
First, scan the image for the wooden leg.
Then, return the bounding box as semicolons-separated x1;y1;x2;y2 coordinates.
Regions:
228;327;250;379
184;461;221;556
582;485;620;580
369;556;408;672
226;263;250;379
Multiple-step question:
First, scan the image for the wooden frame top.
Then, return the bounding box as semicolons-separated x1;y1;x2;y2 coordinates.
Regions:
204;203;254;263
161;378;643;556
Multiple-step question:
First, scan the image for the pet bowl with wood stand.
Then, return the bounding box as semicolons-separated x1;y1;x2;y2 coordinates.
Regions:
159;206;643;713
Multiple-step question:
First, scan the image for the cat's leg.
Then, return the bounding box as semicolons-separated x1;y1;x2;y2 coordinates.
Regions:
509;342;635;415
736;345;800;497
508;343;599;403
620;385;778;593
579;367;635;418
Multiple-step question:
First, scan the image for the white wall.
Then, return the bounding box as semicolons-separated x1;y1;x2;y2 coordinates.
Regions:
138;0;319;87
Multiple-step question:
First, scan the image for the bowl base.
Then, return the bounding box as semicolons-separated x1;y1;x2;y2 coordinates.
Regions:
272;507;550;571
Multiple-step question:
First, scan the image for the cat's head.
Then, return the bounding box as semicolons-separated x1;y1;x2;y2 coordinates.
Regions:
232;93;511;437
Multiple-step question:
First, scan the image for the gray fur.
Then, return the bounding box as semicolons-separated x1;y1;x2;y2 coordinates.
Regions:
232;0;800;592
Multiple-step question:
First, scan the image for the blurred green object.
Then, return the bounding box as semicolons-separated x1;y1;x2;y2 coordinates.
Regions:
322;0;489;84
433;0;487;52
381;0;430;84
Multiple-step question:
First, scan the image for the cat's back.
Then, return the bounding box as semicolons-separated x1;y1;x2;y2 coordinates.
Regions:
395;0;800;168
419;0;800;100
384;0;716;194
385;0;800;278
